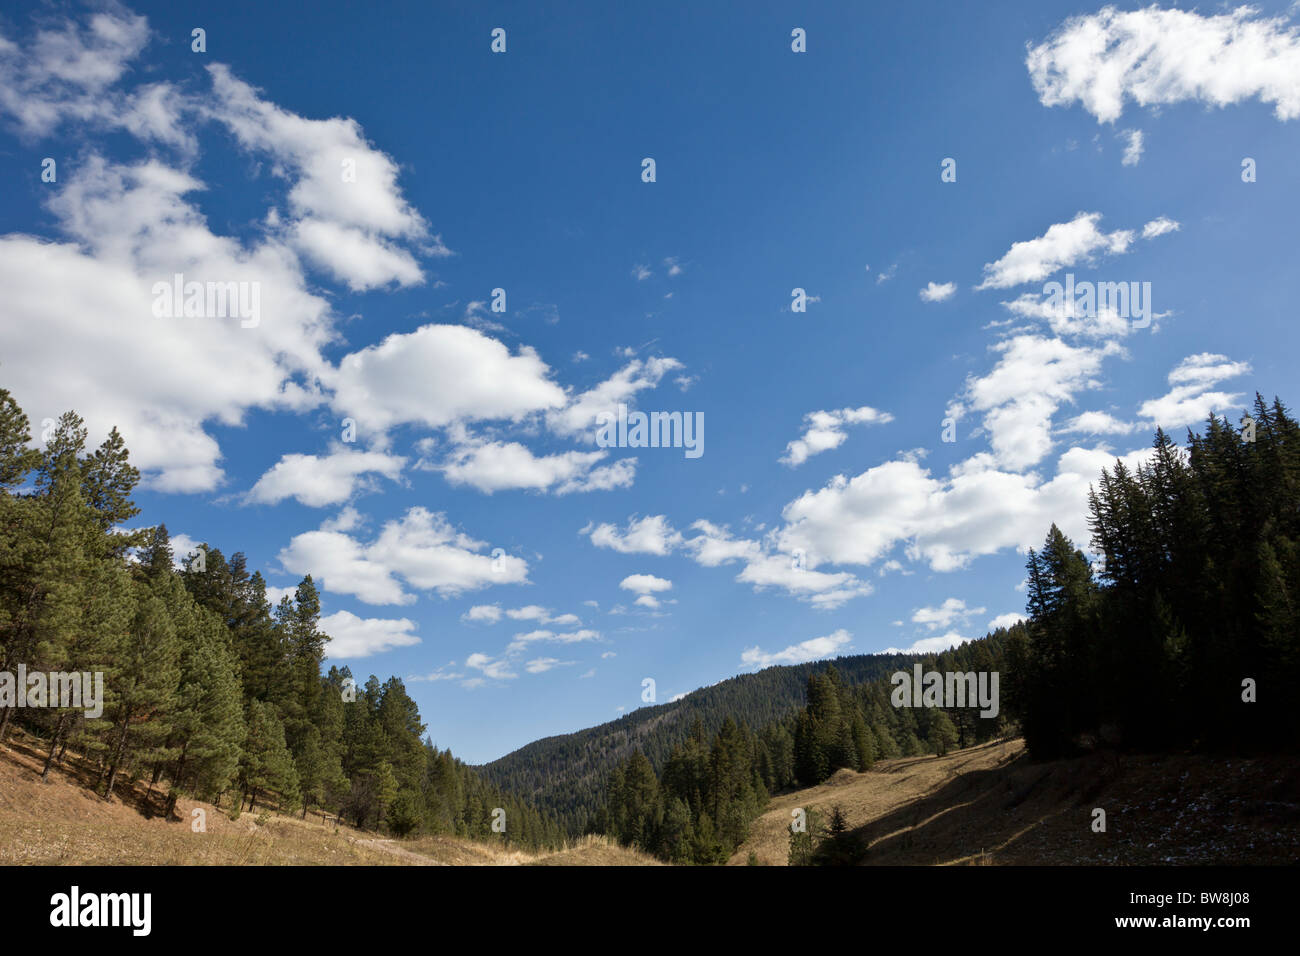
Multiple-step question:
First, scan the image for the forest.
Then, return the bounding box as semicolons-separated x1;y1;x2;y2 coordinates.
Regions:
599;635;1012;864
3;382;1294;866
596;395;1299;864
0;386;563;850
1006;395;1299;757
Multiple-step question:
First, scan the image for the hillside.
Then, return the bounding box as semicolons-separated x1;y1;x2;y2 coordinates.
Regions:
733;738;1300;865
0;731;653;866
477;650;932;832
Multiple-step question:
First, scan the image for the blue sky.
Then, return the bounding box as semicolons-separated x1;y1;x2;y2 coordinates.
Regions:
1;0;1298;762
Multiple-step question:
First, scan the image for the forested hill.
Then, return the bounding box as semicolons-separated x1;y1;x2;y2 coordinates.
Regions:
0;387;564;850
478;649;961;834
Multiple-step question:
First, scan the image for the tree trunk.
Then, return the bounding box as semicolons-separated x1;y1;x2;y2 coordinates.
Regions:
0;703;14;742
41;713;69;782
103;711;132;801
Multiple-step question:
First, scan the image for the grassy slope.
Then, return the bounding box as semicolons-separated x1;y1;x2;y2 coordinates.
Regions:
733;738;1300;866
0;730;656;866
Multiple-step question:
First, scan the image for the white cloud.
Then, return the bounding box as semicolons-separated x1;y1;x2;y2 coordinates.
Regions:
632;263;651;281
525;658;569;674
584;514;683;555
320;609;420;659
461;604;503;624
882;632;969;655
734;553;873;610
1058;410;1138;436
329;324;566;436
774;443;1155;575
265;585;297;607
546;356;683;439
988;612;1025;631
912;598;986;631
434;437;635;495
919;281;957;302
0;155;336;493
206;64;437;291
1027;5;1300;125
954;334;1124;470
1120;128;1144;166
168;533;202;570
681;520;763;567
619;574;672;595
247;447;405;506
780;406;894;467
1142;217;1180;239
999;293;1133;340
1137;353;1252;429
504;628;601;655
278;507;528;605
741;629;853;669
0;9;190;147
975;213;1134;290
465;652;516;681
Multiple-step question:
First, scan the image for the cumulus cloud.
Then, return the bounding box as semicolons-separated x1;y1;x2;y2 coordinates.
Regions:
465;652;516;681
741;629;853;669
952;334;1124;470
0;7;476;493
1137;353;1252;429
320;609;420;659
1058;410;1139;436
583;515;683;555
0;8;190;147
882;632;969;655
619;574;672;595
919;281;957;302
999;293;1133;340
0;155;336;492
329;324;566;437
546;356;684;439
1142;217;1180;239
278;507;528;605
247;447;406;506
433;436;635;495
1027;5;1300;124
975;213;1134;290
988;612;1025;631
462;604;503;624
780;407;894;467
912;598;987;631
774;443;1155;575
735;555;873;610
206;64;438;291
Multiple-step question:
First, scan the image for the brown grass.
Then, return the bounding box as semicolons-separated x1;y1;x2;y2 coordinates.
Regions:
731;738;1300;865
0;730;659;866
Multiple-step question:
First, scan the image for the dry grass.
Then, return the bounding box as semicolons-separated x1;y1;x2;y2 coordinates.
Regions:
0;730;661;866
527;834;663;866
731;738;1300;866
